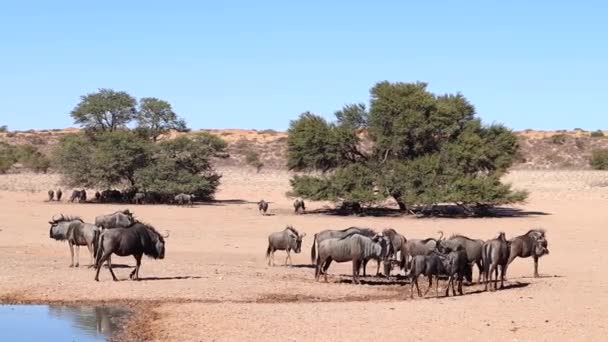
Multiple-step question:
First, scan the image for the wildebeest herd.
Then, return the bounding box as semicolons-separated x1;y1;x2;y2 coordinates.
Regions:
267;225;549;297
46;194;549;299
48;209;169;281
46;188;200;206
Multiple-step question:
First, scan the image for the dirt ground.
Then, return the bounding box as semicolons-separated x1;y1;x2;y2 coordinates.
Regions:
1;168;607;341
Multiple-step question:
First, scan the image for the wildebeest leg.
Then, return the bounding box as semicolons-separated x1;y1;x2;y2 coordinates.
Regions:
361;259;368;277
323;258;332;282
458;275;463;295
352;259;360;284
270;250;275;266
94;253;112;281
376;259;381;277
130;253;142;280
533;256;539;278
476;260;483;284
445;276;452;297
106;257;118;281
68;242;75;267
452;276;457;296
75;245;80;267
423;275;432;296
500;265;507;289
86;243;94;268
285;249;291;266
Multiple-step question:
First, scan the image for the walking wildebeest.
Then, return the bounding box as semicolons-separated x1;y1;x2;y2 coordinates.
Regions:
95;191;101;202
482;232;511;291
69;189;87;203
94;222;169;281
175;193;195;206
315;232;391;284
409;253;445;298
56;189;62;201
403;231;443;272
48;190;54;201
293;198;305;214
311;227;378;275
437;234;484;283
437;246;470;297
508;229;549;278
266;226;306;266
133;192;145;205
382;228;407;277
94;210;136;229
49;214;100;268
258;200;269;215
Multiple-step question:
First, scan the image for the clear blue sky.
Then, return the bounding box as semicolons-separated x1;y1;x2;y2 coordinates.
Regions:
1;1;606;131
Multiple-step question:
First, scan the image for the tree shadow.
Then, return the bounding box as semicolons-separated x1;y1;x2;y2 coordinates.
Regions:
303;205;550;218
195;199;251;207
464;281;530;295
335;277;408;286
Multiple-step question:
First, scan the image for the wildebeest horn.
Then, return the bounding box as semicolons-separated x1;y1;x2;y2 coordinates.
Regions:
163;230;170;238
437;230;444;240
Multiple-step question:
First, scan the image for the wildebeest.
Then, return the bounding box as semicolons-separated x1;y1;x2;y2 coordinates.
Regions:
94;222;169;281
133;192;145;205
403;231;443;272
482;232;511;291
437;234;484;283
409;253;444;298
258;200;269;215
175;193;195;206
311;227;378;275
293;198;305;214
94;210;136;229
56;189;62;201
437;246;470;297
49;214;100;268
48;190;54;201
507;229;549;278
382;228;407;277
94;191;101;202
100;189;122;203
69;189;87;203
315;232;391;284
265;226;306;266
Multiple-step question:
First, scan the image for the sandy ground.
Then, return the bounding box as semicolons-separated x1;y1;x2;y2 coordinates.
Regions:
1;168;608;341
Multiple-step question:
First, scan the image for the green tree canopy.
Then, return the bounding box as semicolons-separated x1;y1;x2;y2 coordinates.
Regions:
71;89;137;132
287;81;527;213
136;97;188;141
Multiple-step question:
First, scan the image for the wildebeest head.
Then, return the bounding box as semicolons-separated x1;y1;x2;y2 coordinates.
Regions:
286;225;306;253
535;236;549;257
48;214;82;240
372;234;392;259
143;225;169;259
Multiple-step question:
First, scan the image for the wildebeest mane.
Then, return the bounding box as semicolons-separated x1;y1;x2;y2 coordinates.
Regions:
132;222;165;259
449;234;476;241
338;231;371;241
419;237;437;244
285;225;299;236
52;215;84;223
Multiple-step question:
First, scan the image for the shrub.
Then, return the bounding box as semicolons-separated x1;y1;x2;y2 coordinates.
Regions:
590;149;608;170
0;142;17;173
590;130;605;138
550;134;567;145
0;125;8;133
245;150;264;172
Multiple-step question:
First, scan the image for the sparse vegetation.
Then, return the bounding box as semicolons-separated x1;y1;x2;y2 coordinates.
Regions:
0;125;8;133
0;142;50;173
245;150;264;173
590;130;605;138
550;134;568;145
590;149;608;170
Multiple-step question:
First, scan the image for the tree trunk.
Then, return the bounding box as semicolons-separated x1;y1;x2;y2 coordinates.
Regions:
393;196;407;213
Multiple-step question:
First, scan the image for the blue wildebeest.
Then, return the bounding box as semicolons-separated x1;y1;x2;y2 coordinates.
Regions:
258;200;269;215
94;210;136;229
315;232;391;284
175;193;195;206
311;227;378;275
409;253;444;298
437;234;484;283
382;228;407;277
293;198;305;214
94;222;169;281
403;231;443;272
69;189;87;203
56;189;62;201
47;190;54;201
482;232;511;291
94;191;101;202
49;214;100;268
133;192;145;205
266;226;306;266
508;229;549;278
437;246;471;297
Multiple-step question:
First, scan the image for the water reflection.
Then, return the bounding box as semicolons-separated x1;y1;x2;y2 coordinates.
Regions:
0;305;128;341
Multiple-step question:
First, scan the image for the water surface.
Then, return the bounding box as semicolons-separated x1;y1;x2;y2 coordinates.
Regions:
0;304;128;341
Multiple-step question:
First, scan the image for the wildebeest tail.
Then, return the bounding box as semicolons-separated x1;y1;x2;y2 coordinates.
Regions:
94;232;105;269
266;243;272;259
310;234;317;264
92;228;100;264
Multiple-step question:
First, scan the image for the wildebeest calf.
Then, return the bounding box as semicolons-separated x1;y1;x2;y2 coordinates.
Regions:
293;198;305;214
266;226;306;266
56;189;62;201
48;190;54;201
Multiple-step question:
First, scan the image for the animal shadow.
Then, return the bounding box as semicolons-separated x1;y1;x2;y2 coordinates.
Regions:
136;276;204;281
289;264;316;269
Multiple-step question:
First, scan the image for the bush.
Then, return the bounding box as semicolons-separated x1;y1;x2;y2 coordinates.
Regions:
590;130;605;138
550;134;568;145
590;149;608;170
245;150;264;172
0;142;17;173
0;125;8;133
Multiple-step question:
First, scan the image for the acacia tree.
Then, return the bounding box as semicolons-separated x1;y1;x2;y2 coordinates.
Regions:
287;81;527;214
70;89;137;132
136;97;187;141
